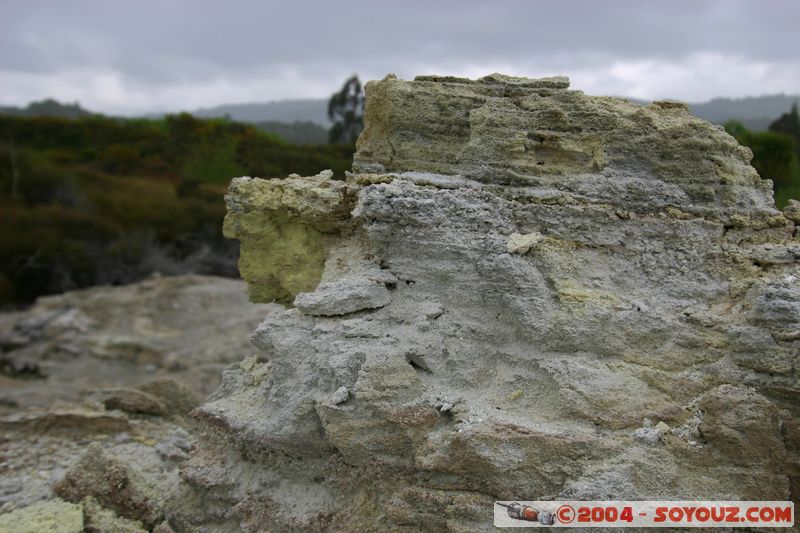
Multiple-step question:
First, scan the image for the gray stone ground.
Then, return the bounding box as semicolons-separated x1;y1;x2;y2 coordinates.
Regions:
0;275;272;531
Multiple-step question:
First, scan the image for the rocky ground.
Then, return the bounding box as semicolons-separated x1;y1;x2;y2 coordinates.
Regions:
0;275;274;531
0;74;798;532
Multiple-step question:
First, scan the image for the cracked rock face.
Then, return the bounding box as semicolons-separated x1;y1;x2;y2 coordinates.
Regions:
189;74;799;531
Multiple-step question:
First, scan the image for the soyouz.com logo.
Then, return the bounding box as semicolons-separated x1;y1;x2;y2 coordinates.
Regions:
494;501;794;528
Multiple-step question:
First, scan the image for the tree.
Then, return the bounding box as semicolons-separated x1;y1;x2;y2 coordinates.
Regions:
25;99;90;119
328;75;364;144
769;102;800;155
726;120;800;207
726;120;796;187
1;137;21;198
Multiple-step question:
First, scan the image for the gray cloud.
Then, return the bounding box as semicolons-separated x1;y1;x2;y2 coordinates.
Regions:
1;0;798;114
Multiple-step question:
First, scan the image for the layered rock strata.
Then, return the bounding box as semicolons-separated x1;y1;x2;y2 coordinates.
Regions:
192;74;800;531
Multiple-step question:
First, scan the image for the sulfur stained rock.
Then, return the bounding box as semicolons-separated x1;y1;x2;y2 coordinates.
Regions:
506;231;544;254
0;499;83;533
354;74;772;217
82;496;147;533
190;74;799;531
223;171;358;303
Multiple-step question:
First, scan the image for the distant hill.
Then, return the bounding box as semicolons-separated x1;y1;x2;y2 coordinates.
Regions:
190;98;329;126
688;94;800;130
191;94;800;133
255;120;328;144
0;98;330;145
0;99;92;119
4;93;798;136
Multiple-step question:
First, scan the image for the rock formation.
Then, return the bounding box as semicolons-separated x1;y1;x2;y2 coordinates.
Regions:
1;74;797;532
0;275;274;412
186;74;798;530
0;275;272;527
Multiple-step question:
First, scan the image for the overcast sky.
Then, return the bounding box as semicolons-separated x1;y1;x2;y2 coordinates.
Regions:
1;0;798;115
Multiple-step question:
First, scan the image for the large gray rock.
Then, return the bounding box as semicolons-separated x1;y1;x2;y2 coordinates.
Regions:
185;75;800;531
195;75;800;531
188;75;798;531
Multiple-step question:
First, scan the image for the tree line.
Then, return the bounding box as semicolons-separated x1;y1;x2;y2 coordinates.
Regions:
0;113;354;306
725;103;800;208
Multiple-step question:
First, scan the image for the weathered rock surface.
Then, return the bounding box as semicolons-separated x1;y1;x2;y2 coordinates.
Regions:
0;498;83;533
294;276;393;316
0;275;274;412
81;496;148;533
3;74;797;531
55;443;164;527
0;275;267;519
190;74;799;531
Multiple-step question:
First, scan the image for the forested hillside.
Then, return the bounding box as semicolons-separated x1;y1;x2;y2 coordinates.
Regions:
0;113;353;306
726;103;800;208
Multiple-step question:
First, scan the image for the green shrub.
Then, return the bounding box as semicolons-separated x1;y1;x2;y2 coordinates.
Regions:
726;120;800;208
0;113;356;305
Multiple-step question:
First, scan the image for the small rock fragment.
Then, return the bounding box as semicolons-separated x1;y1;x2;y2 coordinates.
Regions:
294;277;392;316
154;435;192;462
419;301;444;320
438;402;454;413
330;386;350;405
99;388;167;416
655;421;670;433
783;199;800;223
137;379;199;416
633;427;663;445
506;232;544;254
152;521;176;533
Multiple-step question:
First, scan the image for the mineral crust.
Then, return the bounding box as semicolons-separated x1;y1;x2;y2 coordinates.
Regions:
152;75;800;530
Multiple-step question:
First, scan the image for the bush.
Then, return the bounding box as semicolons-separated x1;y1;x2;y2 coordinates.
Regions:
0;113;356;306
725;120;800;208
